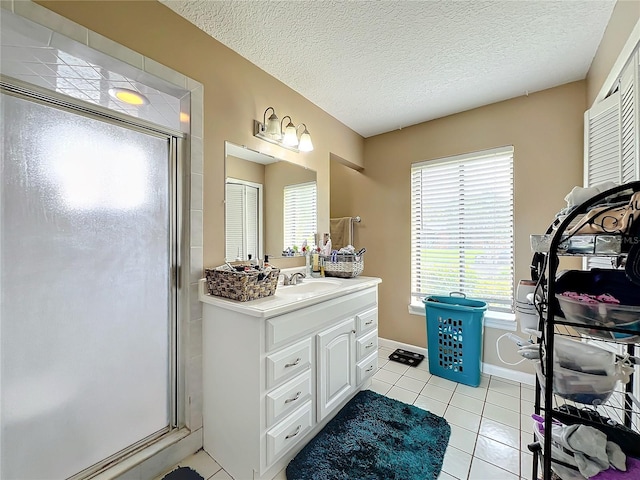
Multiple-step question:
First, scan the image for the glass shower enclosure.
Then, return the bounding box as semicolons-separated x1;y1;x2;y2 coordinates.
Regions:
1;89;177;478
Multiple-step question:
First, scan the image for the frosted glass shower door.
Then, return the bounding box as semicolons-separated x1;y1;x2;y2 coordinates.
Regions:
1;93;173;479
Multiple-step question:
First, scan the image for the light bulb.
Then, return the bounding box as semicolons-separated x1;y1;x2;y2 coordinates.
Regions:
298;128;314;152
282;121;299;146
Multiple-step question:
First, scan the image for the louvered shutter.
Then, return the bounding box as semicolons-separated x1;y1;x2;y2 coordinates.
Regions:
585;92;621;187
225;181;260;261
226;182;244;261
411;147;514;312
245;186;259;259
584;93;623;270
621;54;639;183
283;182;317;250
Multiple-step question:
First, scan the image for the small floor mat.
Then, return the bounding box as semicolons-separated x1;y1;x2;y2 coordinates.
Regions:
287;389;450;480
161;466;204;480
388;348;425;367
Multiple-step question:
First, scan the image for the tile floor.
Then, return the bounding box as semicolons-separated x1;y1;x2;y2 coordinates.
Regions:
159;345;538;480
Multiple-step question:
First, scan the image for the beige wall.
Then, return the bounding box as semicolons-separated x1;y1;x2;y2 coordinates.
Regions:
333;81;587;373
587;0;640;105
226;155;265;186
36;0;364;269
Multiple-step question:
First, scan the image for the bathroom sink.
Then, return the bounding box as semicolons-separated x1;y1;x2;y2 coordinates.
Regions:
277;279;342;297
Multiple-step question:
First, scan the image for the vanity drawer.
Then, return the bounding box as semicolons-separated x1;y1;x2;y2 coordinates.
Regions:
356;329;378;361
266;370;313;427
266;400;313;466
356;353;378;385
356;308;378;334
266;338;312;389
266;287;378;350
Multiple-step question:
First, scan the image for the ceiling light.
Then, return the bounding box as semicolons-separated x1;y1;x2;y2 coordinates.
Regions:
253;107;314;153
108;88;149;106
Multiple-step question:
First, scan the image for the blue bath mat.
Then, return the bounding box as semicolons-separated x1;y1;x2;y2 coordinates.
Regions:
286;389;451;480
161;466;203;480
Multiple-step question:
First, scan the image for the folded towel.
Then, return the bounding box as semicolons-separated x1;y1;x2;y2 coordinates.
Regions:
330;217;352;250
564;181;618;207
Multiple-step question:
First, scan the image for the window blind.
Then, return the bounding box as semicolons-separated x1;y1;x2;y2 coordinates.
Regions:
411;148;514;312
283;182;317;250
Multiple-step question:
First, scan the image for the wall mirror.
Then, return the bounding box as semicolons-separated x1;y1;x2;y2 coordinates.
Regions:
225;141;317;261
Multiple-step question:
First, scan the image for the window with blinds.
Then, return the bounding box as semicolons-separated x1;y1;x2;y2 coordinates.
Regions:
283;182;317;250
411;147;514;312
225;180;260;261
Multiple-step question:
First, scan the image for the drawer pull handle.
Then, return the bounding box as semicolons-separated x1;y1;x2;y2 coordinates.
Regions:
365;342;374;349
365;366;374;372
285;425;301;440
285;358;301;368
285;391;302;404
365;319;374;325
351;329;356;334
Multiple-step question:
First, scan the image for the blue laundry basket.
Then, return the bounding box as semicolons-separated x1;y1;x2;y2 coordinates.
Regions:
423;293;487;387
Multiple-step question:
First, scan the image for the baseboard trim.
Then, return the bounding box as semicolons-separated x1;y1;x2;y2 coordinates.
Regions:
379;337;535;386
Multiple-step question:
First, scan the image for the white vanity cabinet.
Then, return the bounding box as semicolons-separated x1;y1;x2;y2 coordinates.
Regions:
199;276;381;480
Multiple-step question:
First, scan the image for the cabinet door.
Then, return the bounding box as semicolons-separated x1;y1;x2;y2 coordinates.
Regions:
317;317;356;421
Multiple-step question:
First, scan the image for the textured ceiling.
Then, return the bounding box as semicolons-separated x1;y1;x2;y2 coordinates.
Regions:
162;0;616;138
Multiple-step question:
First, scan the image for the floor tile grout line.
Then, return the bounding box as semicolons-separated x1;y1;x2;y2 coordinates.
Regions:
191;370;536;480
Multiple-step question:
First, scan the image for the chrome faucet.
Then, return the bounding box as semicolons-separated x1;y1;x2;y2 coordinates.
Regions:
282;272;306;285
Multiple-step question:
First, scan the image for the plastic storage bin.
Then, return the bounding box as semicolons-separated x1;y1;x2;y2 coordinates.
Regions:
534;338;622;406
554;269;640;342
423;293;487;387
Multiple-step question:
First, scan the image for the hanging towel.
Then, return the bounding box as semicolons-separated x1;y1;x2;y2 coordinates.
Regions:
330;217;352;250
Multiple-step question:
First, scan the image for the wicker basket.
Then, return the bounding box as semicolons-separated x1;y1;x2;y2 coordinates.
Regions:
321;254;364;278
205;266;280;302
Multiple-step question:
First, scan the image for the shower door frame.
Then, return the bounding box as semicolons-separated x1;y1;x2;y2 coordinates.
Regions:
0;76;188;479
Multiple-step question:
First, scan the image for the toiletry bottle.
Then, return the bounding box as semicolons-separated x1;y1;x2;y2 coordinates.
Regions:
320;257;325;277
324;238;332;256
312;252;320;277
305;252;311;277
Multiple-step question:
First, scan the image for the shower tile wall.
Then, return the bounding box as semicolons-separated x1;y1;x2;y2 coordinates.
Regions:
1;0;206;476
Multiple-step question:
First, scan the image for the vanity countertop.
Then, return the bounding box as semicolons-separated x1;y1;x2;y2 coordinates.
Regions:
198;275;381;318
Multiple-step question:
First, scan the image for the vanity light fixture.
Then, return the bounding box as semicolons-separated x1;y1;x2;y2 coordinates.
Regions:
297;123;314;152
254;107;314;153
263;107;281;139
281;116;298;147
108;87;149;106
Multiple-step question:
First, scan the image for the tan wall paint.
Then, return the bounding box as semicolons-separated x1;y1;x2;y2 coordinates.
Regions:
226;155;265;186
587;0;640;105
332;82;586;373
36;0;364;269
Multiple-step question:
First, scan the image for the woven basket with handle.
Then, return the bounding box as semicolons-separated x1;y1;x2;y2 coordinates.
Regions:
205;266;280;302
